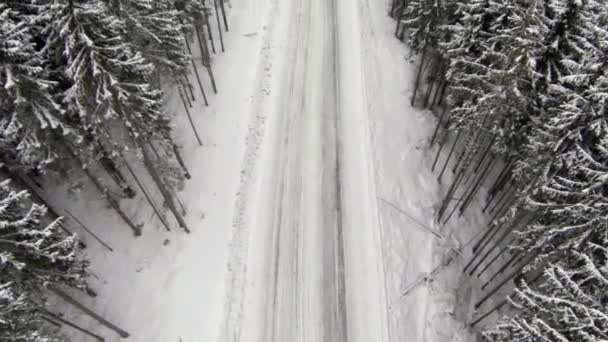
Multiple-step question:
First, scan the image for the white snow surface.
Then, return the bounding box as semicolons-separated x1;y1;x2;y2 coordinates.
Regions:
46;1;494;341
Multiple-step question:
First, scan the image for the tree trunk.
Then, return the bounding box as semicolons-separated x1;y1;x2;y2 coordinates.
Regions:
139;140;191;233
219;0;229;31
459;155;495;215
437;170;465;220
430;107;448;147
178;86;204;146
205;13;217;53
184;33;209;105
434;80;448;108
196;26;218;93
84;169;142;236
468;224;514;276
171;143;191;179
470;300;507;328
213;0;225;52
431;126;449;172
474;255;532;310
65;209;114;252
481;251;523;291
183;72;196;102
411;45;427;106
438;129;462;180
49;287;129;338
477;237;516;277
473;135;495;174
40;308;106;341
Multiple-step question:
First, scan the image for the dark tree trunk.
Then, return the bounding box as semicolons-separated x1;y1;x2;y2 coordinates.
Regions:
219;0;228;31
459;155;495;215
411;45;427;106
50;287;130;338
431;126;449;172
470;300;507;328
473;135;495;174
84;169;142;236
438;129;462;180
468;223;514;276
184;33;210;106
434;80;448;108
178;86;204;146
40;309;106;341
477;237;517;277
437;170;465;220
430;107;448;147
65;209;114;252
481;251;523;291
139;140;191;233
183;72;196;102
171;143;191;179
205;12;217;53
196;26;218;93
213;0;225;52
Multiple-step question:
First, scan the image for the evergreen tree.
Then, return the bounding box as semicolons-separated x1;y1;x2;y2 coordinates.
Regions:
0;179;88;292
0;283;62;342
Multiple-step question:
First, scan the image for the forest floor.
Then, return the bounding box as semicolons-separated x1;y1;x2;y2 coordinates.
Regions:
49;0;492;341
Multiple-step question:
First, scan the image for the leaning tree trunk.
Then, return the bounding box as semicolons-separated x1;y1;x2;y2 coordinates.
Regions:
49;287;130;338
138;138;192;233
213;0;225;52
84;168;142;236
196;25;218;93
411;44;428;106
39;308;105;342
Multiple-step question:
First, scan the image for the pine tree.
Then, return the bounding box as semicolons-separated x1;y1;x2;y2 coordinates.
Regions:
0;179;88;292
0;283;62;342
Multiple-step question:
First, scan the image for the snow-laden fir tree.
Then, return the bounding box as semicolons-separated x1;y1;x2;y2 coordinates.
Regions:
0;282;62;342
483;238;608;341
0;2;64;173
0;179;88;292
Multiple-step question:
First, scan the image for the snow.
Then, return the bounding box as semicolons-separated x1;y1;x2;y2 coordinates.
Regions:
44;0;500;341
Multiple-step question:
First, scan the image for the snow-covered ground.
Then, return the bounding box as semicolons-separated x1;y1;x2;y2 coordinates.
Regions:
47;0;494;341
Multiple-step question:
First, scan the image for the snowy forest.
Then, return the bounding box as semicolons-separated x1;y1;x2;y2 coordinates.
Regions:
392;0;608;340
1;0;227;339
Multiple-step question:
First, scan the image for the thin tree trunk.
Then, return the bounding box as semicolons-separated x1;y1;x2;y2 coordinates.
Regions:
431;126;449;172
196;26;218;93
205;14;217;53
488;162;512;198
459;155;495;215
65;209;114;252
438;129;462;180
183;73;196;102
468;224;514;276
171;143;191;179
49;287;129;338
480;251;524;291
213;0;225;52
473;135;495;174
489;185;516;216
434;80;448;108
411;45;427;106
437;170;465;220
178;86;204;146
184;33;209;105
140;140;191;233
40;308;106;341
120;151;172;232
430;107;448;147
219;0;228;31
470;300;507;328
422;67;438;108
84;169;142;236
474;255;532;310
430;79;444;109
477;237;517;277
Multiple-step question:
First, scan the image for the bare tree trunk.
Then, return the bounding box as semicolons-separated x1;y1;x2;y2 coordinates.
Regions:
183;73;196;102
473;135;495;173
437;170;465;220
178;86;204;146
430;107;448;147
219;0;228;31
431;126;449;172
49;287;130;338
459;155;495;215
84;169;142;236
65;209;114;252
433;80;448;108
468;224;514;276
184;33;210;106
477;237;517;277
171;143;191;179
205;11;217;53
196;26;218;93
438;129;462;180
139;140;191;233
213;0;225;52
40;308;106;341
411;45;427;106
470;300;507;328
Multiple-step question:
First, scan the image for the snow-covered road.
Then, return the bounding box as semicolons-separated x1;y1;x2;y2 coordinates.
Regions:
224;0;389;341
